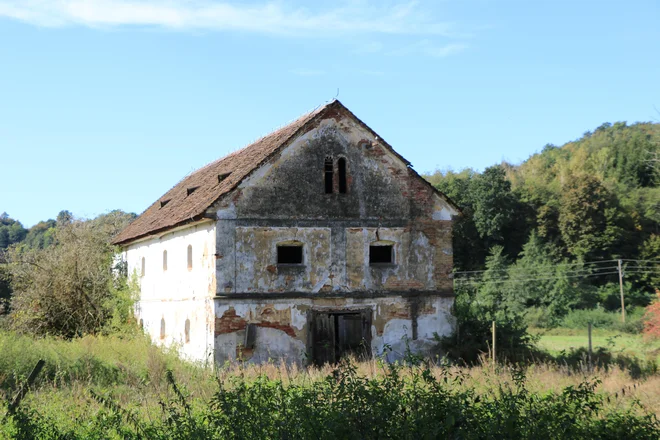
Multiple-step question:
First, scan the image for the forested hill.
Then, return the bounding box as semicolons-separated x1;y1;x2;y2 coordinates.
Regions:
426;121;660;324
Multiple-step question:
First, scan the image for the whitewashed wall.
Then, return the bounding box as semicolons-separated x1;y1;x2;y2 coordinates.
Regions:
122;221;216;363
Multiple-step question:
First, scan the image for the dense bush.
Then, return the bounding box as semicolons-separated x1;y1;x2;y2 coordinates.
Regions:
5;212;135;338
559;307;645;333
2;361;660;439
440;284;539;364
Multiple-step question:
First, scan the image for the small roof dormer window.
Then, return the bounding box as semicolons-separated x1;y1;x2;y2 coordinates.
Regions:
218;172;231;183
187;186;200;196
160;199;171;208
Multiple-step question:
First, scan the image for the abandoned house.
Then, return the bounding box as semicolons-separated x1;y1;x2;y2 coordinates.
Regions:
113;100;460;365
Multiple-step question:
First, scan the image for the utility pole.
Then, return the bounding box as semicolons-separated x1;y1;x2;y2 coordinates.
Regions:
618;259;626;323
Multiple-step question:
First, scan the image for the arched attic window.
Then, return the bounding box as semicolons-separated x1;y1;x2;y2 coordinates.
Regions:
324;157;334;194
338;157;347;194
187;245;193;270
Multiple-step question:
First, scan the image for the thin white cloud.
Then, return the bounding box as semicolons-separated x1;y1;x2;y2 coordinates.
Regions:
389;39;468;57
0;1;461;37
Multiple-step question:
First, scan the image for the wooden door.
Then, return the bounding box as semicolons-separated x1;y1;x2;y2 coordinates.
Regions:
312;313;335;366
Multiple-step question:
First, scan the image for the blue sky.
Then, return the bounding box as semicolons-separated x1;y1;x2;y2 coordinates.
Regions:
1;0;659;227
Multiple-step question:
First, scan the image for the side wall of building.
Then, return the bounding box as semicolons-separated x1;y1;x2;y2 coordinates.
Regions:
123;221;216;363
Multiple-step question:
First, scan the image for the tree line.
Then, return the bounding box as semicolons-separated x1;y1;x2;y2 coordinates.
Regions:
427;121;660;355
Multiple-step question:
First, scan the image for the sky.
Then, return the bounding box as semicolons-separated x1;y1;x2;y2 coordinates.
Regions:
1;0;659;227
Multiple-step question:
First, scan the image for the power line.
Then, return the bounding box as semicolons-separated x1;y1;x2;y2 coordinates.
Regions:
454;271;621;286
455;265;619;281
454;259;620;276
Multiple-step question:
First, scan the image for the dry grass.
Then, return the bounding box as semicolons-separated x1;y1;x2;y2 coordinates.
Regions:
3;330;660;423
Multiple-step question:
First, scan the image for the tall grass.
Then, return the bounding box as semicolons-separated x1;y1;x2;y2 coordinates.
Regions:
1;331;660;439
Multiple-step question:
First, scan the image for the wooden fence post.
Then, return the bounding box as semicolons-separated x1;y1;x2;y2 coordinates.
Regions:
588;323;593;372
492;321;496;371
7;360;45;415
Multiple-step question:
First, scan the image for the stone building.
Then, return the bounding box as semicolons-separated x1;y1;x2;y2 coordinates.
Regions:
113;100;460;365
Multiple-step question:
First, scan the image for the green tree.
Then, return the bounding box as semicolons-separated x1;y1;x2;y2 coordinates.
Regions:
7;211;136;337
0;213;27;249
558;175;626;259
23;219;56;249
469;166;517;242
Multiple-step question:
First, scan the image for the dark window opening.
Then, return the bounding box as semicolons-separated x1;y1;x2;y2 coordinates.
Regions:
369;245;394;264
311;311;371;366
338;157;347;194
244;323;257;349
324;157;334;194
186;186;200;196
160;199;170;208
277;245;303;265
218;172;231;183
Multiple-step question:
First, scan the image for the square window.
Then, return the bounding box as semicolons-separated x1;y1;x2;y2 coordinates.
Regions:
369;245;394;264
277;245;303;265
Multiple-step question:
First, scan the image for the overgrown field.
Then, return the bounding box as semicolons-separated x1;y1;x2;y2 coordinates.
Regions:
1;331;660;439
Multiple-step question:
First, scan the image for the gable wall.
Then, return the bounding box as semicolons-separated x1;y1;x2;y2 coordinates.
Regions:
213;113;457;295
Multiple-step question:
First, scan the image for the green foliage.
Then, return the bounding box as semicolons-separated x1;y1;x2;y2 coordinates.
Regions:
558;175;628;259
21;220;56;250
432;166;531;271
558;307;645;333
6;211;136;338
596;281;653;311
2;361;660;439
428;121;660;336
443;248;539;364
0;213;27;250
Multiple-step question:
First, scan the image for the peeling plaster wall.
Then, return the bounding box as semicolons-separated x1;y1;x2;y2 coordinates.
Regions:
210;112;458;363
213;296;454;364
209;109;459;364
213;115;457;295
123;221;216;363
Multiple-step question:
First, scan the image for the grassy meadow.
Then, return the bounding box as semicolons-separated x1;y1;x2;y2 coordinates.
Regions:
534;327;660;365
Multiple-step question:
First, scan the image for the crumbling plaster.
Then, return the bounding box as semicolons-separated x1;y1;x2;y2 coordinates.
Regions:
209;113;458;364
213;296;455;364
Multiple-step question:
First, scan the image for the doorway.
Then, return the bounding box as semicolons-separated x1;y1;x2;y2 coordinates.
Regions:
310;309;371;366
